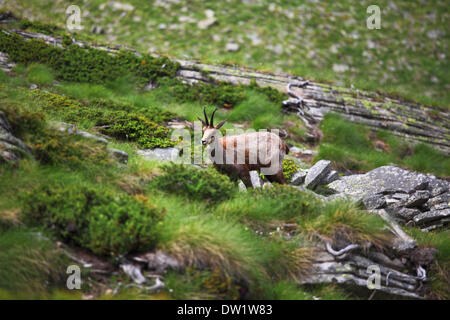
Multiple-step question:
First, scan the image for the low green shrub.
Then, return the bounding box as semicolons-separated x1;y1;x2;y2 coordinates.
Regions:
157;78;285;109
20;184;164;256
97;110;176;149
0;104;46;139
157;77;246;108
17;19;61;35
33;130;111;168
0;29;180;87
153;164;235;202
30;90;176;148
282;158;299;182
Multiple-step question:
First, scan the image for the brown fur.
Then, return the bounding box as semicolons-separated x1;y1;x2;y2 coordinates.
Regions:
200;108;287;188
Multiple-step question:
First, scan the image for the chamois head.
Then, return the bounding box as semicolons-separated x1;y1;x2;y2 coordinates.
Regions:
198;106;227;146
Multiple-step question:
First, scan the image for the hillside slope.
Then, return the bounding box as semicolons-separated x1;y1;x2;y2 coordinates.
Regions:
0;8;449;300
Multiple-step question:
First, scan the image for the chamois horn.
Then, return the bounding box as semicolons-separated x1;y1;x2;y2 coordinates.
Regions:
203;106;209;126
210;108;218;127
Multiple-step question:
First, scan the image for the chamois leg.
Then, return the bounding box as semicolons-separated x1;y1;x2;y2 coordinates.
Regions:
236;165;252;188
265;169;286;185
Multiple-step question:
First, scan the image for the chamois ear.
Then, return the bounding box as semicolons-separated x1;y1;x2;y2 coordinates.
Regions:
215;119;227;129
197;117;206;126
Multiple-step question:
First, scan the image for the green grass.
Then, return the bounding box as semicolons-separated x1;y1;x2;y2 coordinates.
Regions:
317;113;450;176
0;56;447;300
0;228;68;294
228;90;282;130
26;63;54;86
4;0;448;108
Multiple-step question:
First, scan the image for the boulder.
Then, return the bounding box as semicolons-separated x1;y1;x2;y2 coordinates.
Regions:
328;166;430;202
225;43;240;52
107;147;128;164
249;170;263;188
304;160;331;190
290;169;307;186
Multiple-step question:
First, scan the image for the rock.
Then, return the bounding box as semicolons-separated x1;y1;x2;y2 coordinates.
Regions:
120;264;146;284
134;251;183;273
90;25;104;34
290;169;307;186
431;203;449;211
137;147;180;162
405;190;430;208
0;51;15;73
413;209;450;225
107;147;128;164
304;160;332;190
249;170;263;188
55;122;109;144
238;180;247;192
225;43;240;52
0;113;32;163
106;2;135;11
55;122;76;134
324;170;339;184
328;166;430;202
427;175;450;192
385;198;400;206
77;131;108;144
391;192;409;200
430;186;447;197
197;9;217;29
0;111;12;132
158;23;167;30
289;146;302;154
392;208;421;221
362;194;386;210
263;181;273;189
332;64;349;73
425;192;450;209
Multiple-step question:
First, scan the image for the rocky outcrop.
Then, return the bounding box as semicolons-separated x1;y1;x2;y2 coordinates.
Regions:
2;28;448;154
55;122;128;164
0;111;32;163
327;166;450;231
302;243;427;299
137;147;180;162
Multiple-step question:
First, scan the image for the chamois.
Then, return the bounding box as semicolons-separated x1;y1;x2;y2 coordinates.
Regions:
199;107;288;187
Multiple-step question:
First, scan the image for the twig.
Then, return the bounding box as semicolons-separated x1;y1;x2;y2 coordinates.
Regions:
325;241;360;256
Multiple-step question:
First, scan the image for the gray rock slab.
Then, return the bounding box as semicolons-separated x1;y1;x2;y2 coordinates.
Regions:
328;166;430;201
304;160;332;190
107;147;128;164
405;190;430;208
249;170;263;188
413;209;450;225
137;148;180;162
290;169;307;186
